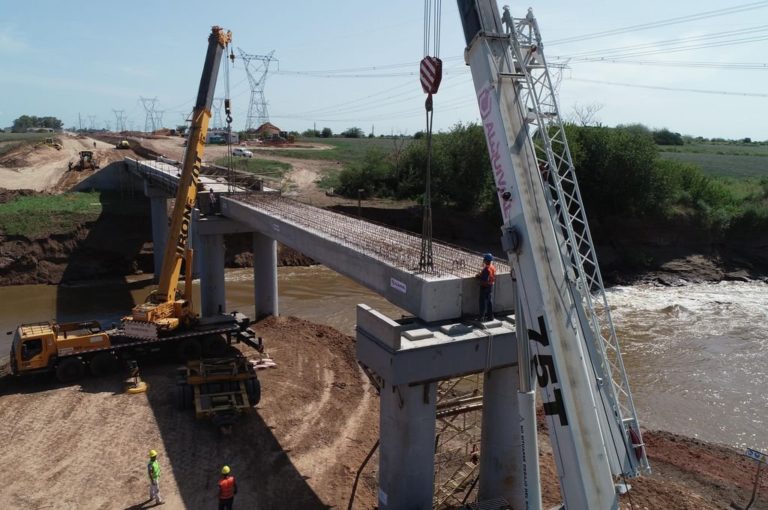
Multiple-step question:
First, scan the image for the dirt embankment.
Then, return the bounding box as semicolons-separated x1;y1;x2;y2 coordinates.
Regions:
0;316;764;510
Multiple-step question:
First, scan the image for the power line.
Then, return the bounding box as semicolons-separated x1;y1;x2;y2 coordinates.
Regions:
560;57;768;70
547;1;768;46
566;77;768;97
556;24;768;59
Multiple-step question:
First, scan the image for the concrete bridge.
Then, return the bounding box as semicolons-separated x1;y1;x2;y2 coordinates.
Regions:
124;157;521;509
124;158;515;323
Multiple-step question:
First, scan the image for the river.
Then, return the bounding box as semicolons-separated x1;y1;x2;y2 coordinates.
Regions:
1;266;765;451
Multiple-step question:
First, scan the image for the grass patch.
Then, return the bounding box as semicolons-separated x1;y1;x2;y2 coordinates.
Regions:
256;137;412;167
0;132;49;143
659;151;768;178
215;157;291;178
316;168;341;190
0;192;103;237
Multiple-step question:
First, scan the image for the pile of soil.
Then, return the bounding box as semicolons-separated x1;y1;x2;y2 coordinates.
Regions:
0;317;764;509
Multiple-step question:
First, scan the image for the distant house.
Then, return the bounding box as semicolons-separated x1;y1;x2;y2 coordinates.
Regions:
254;122;281;138
27;127;55;133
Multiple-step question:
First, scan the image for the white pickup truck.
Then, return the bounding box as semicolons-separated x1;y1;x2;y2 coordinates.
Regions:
232;147;253;158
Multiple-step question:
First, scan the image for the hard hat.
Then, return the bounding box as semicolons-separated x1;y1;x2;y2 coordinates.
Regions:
483;253;493;263
221;465;231;475
149;450;158;458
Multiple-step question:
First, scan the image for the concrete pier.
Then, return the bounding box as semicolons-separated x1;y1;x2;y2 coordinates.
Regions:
199;233;226;317
146;186;168;281
378;381;438;510
478;365;523;504
253;233;278;319
356;305;519;509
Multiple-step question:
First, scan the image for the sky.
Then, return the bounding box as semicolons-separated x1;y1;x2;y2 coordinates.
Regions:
1;0;766;140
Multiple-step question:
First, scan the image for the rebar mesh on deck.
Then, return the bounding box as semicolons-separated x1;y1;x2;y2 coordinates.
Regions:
236;193;509;279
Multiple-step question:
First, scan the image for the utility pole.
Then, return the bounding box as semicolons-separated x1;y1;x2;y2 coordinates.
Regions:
238;48;277;132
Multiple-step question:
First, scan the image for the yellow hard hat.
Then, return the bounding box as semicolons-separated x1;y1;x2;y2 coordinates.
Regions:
149;450;158;458
221;465;231;475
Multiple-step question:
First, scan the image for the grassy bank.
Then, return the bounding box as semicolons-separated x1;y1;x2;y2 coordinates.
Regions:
0;192;102;237
659;143;768;178
214;157;292;179
258;137;413;167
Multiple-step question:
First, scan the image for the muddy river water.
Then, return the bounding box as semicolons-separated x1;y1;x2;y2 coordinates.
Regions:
1;266;766;451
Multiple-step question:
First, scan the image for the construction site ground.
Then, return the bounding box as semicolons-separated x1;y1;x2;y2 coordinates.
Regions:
0;316;764;510
0;133;131;192
0;136;766;508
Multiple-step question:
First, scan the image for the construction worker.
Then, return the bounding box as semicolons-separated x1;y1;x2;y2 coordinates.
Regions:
147;450;164;506
218;465;238;510
475;253;496;321
208;187;218;214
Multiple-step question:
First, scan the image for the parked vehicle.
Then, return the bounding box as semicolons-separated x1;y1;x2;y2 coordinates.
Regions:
232;147;253;158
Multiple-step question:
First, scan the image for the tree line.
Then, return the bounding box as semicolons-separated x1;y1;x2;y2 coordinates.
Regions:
332;122;768;237
11;115;63;132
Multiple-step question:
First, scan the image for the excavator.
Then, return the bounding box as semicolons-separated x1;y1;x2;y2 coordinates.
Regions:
6;28;262;424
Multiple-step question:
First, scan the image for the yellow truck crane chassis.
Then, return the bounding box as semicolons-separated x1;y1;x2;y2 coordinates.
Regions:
7;314;261;383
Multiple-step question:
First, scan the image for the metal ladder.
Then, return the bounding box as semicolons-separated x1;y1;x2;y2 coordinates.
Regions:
502;8;650;475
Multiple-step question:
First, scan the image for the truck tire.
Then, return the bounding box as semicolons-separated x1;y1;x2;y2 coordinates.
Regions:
202;335;227;356
89;352;119;377
176;339;202;362
56;357;85;383
176;382;193;410
245;377;261;406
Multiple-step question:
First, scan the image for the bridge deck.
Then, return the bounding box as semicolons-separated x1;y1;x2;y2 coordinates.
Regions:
129;158;514;321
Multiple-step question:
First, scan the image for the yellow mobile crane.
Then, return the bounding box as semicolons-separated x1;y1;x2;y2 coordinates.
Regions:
125;26;231;338
5;28;262;396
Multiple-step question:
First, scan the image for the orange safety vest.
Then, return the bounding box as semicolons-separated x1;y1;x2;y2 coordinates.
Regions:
480;264;496;287
219;476;236;499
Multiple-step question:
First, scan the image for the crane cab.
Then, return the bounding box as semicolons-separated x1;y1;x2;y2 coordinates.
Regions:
11;321;110;375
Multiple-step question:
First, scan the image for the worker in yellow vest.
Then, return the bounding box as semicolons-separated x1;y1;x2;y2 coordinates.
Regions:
147;449;164;506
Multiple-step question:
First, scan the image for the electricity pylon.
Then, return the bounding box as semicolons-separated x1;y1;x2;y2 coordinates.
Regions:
238;48;277;131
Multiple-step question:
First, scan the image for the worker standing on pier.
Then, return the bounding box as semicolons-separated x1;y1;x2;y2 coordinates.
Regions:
476;253;496;321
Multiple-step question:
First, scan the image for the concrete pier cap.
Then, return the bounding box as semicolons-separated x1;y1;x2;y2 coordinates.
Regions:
355;304;518;386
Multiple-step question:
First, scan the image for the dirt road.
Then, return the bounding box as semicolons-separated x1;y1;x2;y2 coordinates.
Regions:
0;134;127;191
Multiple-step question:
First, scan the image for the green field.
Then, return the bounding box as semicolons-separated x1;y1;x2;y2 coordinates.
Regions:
0;192;103;237
0;132;51;157
659;143;768;178
214;157;292;179
257;137;413;167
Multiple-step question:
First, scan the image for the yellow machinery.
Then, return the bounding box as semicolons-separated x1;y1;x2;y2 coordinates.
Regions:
125;26;233;339
4;27;262;387
71;150;99;171
116;140;130;149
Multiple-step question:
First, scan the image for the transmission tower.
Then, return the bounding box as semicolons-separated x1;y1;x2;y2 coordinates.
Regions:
154;110;165;130
87;115;97;131
238;48;277;131
113;109;126;132
140;96;158;132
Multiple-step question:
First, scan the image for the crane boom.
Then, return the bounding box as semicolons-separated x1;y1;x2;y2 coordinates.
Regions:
457;1;648;508
128;26;232;334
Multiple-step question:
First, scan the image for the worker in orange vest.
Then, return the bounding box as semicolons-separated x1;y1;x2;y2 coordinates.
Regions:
218;465;238;510
476;253;496;321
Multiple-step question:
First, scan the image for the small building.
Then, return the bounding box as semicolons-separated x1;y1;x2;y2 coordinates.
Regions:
254;122;281;138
